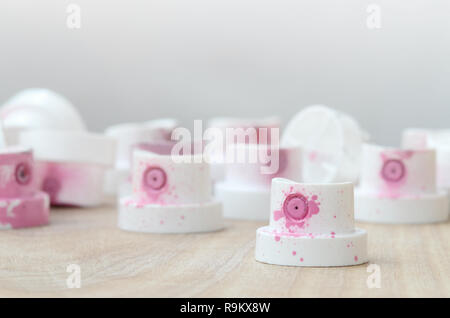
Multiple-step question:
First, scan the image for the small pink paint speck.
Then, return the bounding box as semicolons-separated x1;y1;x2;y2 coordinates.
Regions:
300;257;304;262
275;236;281;242
273;210;284;221
180;215;185;220
354;256;358;262
308;151;318;162
160;220;164;225
292;251;296;256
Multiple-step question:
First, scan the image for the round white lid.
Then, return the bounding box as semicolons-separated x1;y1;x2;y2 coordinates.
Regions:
1;88;86;131
281;105;365;183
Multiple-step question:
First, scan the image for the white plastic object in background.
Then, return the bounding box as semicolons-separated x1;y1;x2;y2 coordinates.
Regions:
19;130;116;207
19;130;115;166
34;161;108;207
402;128;450;191
214;184;272;220
355;144;449;224
0;88;86;144
104;139;185;197
215;144;302;220
0;147;50;229
281;105;366;183
105;119;178;170
104;119;178;195
104;169;131;198
255;178;368;267
208;116;281;140
207;116;281;182
118;150;223;233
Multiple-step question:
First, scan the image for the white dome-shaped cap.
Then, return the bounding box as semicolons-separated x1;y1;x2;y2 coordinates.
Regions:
1;88;86;134
281;105;366;183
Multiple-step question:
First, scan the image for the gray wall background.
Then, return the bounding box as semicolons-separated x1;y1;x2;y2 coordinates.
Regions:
1;0;449;145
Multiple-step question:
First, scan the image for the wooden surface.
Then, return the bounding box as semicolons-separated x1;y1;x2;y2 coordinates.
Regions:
0;202;449;298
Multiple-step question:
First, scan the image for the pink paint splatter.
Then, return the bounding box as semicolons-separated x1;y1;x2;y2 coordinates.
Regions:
308;197;320;215
354;256;358;262
377;150;414;198
273;210;283;221
300;258;304;262
274;236;281;242
292;251;296;256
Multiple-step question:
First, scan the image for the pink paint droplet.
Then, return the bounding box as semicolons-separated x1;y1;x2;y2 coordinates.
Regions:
300;258;304;262
308;197;320;215
273;210;284;221
354;256;358;262
292;251;296;256
160;220;164;225
275;236;281;242
180;215;185;220
308;151;318;162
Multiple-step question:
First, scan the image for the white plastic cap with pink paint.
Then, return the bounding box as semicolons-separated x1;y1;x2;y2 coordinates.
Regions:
354;144;449;224
118;150;223;233
104;119;179;196
255;178;368;267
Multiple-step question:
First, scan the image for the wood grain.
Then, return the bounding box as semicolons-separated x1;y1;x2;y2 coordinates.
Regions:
0;202;448;297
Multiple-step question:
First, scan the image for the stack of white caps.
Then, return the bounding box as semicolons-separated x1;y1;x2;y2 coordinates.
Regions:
104;119;178;195
215;143;302;220
255;178;368;267
1;89;115;207
281;105;366;183
355;144;449;224
118;150;223;233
